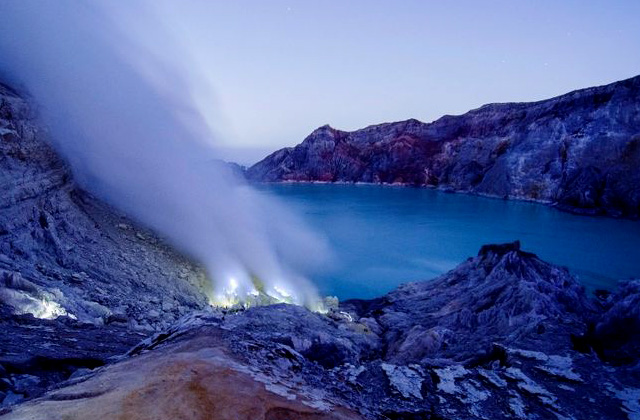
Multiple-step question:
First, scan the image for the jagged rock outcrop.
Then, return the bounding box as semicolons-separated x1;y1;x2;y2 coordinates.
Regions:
4;242;640;419
247;75;640;218
0;83;211;406
344;241;596;366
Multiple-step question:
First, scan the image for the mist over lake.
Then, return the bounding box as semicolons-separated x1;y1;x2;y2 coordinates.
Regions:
259;183;640;300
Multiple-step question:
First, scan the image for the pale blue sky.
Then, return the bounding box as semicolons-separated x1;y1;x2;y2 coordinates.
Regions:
178;1;640;163
4;1;639;164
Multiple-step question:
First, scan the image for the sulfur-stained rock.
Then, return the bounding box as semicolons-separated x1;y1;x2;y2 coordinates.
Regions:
1;330;364;420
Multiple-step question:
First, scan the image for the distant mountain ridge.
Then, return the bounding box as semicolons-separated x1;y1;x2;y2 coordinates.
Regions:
247;75;640;218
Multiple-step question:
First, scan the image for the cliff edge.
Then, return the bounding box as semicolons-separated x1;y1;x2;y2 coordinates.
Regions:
247;75;640;218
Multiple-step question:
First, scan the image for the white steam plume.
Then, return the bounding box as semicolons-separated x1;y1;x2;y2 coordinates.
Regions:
0;2;330;308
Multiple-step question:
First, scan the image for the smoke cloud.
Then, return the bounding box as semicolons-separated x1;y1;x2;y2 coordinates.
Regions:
0;1;330;308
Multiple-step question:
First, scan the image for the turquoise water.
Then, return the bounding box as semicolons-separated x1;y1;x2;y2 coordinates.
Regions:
258;183;640;300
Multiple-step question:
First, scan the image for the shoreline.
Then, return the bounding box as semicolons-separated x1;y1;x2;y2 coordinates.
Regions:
249;179;635;219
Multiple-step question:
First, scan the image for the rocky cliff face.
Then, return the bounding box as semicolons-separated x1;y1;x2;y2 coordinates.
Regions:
0;83;211;406
247;75;640;218
4;242;640;419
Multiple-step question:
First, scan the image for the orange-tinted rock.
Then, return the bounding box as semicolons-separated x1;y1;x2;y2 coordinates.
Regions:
3;333;363;420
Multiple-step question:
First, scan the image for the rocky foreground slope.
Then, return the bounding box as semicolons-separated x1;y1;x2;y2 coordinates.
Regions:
3;242;640;419
247;75;640;218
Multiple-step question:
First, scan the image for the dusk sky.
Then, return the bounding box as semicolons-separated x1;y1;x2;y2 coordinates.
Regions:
2;1;639;164
172;0;640;163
